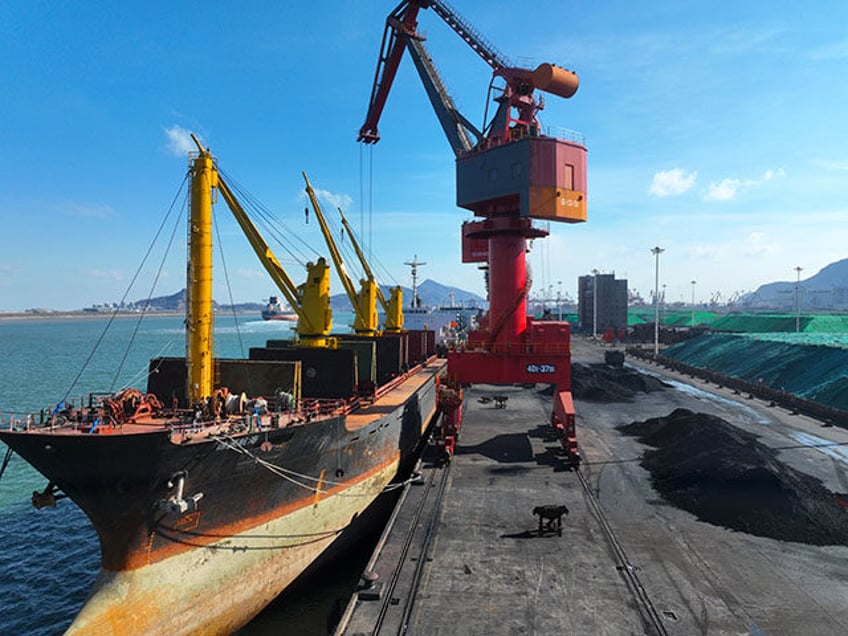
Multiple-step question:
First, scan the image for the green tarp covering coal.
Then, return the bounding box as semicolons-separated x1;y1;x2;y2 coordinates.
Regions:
662;333;848;412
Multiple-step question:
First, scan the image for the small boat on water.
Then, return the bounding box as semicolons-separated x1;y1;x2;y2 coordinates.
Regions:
0;139;455;634
261;295;298;321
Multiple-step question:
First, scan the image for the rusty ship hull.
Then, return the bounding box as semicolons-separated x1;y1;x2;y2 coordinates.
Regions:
0;360;443;634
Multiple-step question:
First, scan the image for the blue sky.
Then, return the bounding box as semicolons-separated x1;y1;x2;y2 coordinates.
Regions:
1;1;846;311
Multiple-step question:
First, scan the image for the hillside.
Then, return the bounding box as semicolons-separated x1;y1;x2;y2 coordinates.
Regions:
82;281;485;314
329;279;486;310
745;258;848;309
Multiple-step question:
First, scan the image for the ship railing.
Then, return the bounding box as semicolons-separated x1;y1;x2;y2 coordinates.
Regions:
300;398;350;418
2;396;101;433
451;341;571;355
542;125;586;146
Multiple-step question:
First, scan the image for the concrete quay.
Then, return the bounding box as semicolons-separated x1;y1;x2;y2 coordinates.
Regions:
336;338;848;636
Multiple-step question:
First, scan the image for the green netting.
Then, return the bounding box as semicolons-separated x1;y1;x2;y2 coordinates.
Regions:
663;311;719;326
627;309;718;326
710;314;807;332
805;315;848;332
663;333;848;411
709;313;848;333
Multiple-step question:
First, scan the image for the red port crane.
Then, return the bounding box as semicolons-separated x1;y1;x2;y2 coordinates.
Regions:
359;0;587;463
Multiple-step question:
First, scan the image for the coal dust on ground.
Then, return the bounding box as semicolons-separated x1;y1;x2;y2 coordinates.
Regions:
570;362;667;402
619;409;848;546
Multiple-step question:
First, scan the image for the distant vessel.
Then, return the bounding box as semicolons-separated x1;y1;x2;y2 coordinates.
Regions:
0;140;451;634
261;295;297;321
401;256;481;346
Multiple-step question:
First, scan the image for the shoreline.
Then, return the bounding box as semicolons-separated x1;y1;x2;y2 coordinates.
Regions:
0;310;256;322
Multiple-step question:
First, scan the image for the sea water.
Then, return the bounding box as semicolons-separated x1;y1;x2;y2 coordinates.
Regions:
0;312;365;635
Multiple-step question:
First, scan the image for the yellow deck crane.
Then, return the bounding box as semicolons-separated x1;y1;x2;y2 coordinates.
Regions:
303;172;386;337
335;206;404;333
189;135;335;350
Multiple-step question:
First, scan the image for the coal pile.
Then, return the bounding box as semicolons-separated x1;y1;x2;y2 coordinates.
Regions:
571;362;667;402
620;409;848;545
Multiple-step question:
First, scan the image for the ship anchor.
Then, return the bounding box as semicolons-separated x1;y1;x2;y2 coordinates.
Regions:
158;471;204;515
32;481;66;509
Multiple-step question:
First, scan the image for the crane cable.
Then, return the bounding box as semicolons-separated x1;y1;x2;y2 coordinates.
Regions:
62;174;189;404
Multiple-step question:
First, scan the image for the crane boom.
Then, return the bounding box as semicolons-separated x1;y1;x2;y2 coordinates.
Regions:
359;0;579;152
187;135;333;347
358;1;423;143
337;207;404;332
303;173;379;335
425;0;510;71
405;37;480;155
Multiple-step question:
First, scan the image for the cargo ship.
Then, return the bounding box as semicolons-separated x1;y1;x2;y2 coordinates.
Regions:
261;295;298;321
0;140;450;634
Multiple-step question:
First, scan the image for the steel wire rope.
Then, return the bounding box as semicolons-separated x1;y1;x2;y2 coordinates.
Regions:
339;216;402;290
124;339;179;390
62;174;189;404
216;172;313;269
369;143;374;263
218;167;320;266
213;433;417;495
211;205;255;395
353;143;402;291
110;189;187;392
359;144;365;242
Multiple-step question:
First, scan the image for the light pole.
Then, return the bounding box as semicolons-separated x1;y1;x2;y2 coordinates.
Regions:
651;247;664;355
794;266;803;333
691;280;696;327
591;268;599;337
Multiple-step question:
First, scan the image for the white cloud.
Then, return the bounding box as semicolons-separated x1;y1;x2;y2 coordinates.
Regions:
649;169;697;197
86;269;124;281
705;178;740;201
65;203;114;218
705;168;785;201
742;232;776;257
314;188;353;212
236;268;266;280
164;125;199;157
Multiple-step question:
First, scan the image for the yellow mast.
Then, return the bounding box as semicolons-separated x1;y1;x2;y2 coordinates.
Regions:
188;135;334;350
186;142;218;404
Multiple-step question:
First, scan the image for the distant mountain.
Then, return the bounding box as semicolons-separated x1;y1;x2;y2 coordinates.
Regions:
329;279;486;311
114;280;483;314
108;289;262;312
744;258;848;309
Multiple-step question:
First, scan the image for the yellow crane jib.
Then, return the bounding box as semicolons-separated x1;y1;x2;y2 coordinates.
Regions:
188;135;334;349
336;206;404;332
302;172;381;336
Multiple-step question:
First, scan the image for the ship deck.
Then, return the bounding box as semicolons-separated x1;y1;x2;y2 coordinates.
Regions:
336;338;848;635
346;358;447;432
3;358;448;443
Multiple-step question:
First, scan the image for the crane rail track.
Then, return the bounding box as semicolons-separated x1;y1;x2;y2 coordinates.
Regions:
575;465;669;636
368;453;452;636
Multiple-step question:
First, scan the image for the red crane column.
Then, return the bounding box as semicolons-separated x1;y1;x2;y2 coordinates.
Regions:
489;229;526;347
